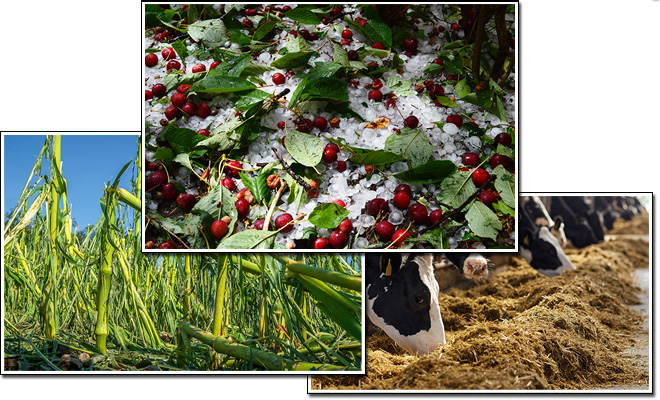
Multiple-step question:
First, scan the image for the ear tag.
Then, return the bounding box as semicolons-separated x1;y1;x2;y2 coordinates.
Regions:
385;259;393;276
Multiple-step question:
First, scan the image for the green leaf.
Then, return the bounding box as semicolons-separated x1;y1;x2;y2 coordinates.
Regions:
286;35;311;53
288;78;307;108
363;20;392;49
325;102;365;122
493;165;515;208
217;230;276;249
384;129;433;168
364;46;390;58
253;20;277;41
421;228;448;249
493;201;515;216
455;78;471;98
227;29;252;45
285;130;323;167
173;153;196;174
495;144;513;158
308;203;350;230
465;202;502;241
435;96;458;108
333;42;349;66
162;125;207;155
154;215;185;235
285;8;321;25
394;160;456;184
240;62;272;77
439;170;477;208
233;89;270;110
162;70;206;91
423;63;443;75
349;149;403;166
171;40;189;66
211;54;251;77
188;19;228;47
191;75;256;93
302;78;348;101
270;51;315;69
297;62;343;80
385;76;413;96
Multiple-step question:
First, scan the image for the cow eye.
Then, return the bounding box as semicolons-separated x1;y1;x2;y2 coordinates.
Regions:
414;296;425;304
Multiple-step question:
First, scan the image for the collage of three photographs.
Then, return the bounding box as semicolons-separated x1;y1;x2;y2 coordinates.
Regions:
1;1;653;397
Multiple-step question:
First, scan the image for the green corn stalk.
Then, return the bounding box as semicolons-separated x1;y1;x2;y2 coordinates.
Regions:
44;135;62;340
212;254;229;337
179;322;351;371
95;186;117;354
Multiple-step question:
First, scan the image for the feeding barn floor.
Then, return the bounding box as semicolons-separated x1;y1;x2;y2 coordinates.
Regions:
311;213;650;391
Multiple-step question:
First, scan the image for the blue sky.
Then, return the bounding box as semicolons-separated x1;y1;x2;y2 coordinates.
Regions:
3;134;140;229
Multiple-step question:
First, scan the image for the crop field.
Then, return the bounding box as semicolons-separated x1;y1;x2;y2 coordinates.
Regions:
2;135;362;372
311;211;650;390
144;4;517;250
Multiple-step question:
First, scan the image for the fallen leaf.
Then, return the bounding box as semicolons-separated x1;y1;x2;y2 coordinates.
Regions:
365;116;390;129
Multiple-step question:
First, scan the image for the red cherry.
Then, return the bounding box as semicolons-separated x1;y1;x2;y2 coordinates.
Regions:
372;42;385;50
404;37;418;51
432;58;444;66
452;23;461;31
472;168;489;187
368;89;383;102
181;102;197;116
197;103;211;118
391;229;410;247
489;154;509;169
330;7;341;16
428;84;445;98
272;73;286;85
372;78;383;89
336;160;347;172
192;64;206;73
326;142;340;152
392;191;411;209
148;171;168;189
395;184;412;197
161;47;177;61
275;213;294;232
177;84;191;94
253;219;266;230
347;50;359;61
171;92;186;108
176;193;196;212
408;202;428;224
358;19;368;27
277;121;285;129
152;83;166;97
145;90;153;100
235;198;250;218
210;61;221;69
162;183;178;201
197;129;210;137
404;115;419;129
329;230;348;248
332;199;346;208
158;241;176;249
221;178;236;192
167;60;181;71
462;152;480;167
341;29;353;39
313;238;329;249
225;160;242;177
323;147;338;163
313;116;327;131
145;53;158;67
446;114;463;127
429;209;443;225
375;221;395;241
337;218;353;233
494;132;512;147
367;198;389;216
479;190;498;207
165;105;180;120
211;220;229;240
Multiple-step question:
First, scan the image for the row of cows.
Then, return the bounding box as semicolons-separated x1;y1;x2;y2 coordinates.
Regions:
366;196;645;356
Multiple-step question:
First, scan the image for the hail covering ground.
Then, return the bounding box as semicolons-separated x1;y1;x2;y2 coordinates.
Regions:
144;4;516;249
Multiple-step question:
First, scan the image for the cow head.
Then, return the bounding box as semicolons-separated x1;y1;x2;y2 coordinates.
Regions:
366;253;445;356
520;226;576;277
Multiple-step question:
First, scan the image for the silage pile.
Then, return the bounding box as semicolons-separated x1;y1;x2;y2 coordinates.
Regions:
312;213;649;390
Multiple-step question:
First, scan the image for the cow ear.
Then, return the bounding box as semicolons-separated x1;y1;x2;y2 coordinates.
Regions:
553;215;564;226
521;228;535;247
380;254;402;276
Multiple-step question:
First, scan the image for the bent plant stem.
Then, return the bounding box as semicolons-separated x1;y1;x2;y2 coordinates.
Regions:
179;322;349;371
45;135;62;340
263;180;288;231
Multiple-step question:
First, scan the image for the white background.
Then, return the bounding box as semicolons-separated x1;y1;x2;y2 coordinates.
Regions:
1;0;658;397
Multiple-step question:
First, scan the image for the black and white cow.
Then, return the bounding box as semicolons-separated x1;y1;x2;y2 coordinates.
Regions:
444;253;489;279
561;196;605;242
519;201;576;276
433;253;490;292
549;197;598;248
366;253;445;356
522;196;567;247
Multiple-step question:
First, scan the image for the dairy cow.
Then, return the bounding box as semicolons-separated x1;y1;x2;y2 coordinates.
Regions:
522;196;567;247
549;197;598;248
366;253;445;356
520;202;576;276
561;196;605;242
